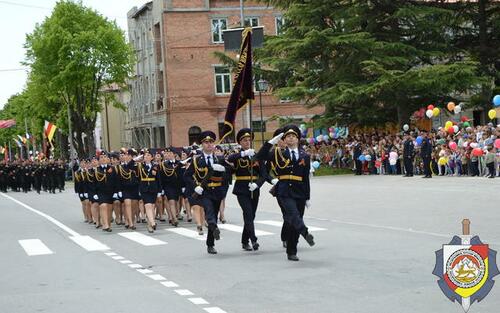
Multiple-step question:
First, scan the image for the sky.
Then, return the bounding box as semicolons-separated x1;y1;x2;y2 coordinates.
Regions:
0;0;146;110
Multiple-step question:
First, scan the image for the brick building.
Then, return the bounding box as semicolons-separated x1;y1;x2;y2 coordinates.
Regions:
127;0;323;148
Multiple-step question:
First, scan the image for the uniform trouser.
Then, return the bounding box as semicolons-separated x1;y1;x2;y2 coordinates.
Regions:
33;177;42;192
58;176;65;190
471;161;479;176
277;196;307;256
404;158;413;175
276;198;291;242
355;160;362;174
487;162;495;177
237;193;259;244
423;157;431;177
201;196;222;247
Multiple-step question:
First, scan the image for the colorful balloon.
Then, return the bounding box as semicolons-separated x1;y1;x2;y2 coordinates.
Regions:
472;148;483;157
445;121;453;128
316;135;323;142
323;135;330;141
493;95;500;107
488;109;496;120
432;107;440;117
364;155;372;162
416;136;423;145
461;116;469;122
447;127;454;135
453;125;459;133
403;124;409;131
449;142;457;150
312;161;320;169
426;109;433;118
453;105;461;114
427;104;434;110
438;157;447;165
463;121;470;128
447;102;455;111
495;139;500;149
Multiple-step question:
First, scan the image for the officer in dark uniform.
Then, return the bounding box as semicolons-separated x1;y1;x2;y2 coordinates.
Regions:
421;131;433;178
118;149;140;230
403;133;415;177
184;131;229;255
226;128;268;251
73;159;91;222
94;152;117;232
138;149;161;233
47;159;57;193
257;125;315;261
86;156;100;227
32;159;43;194
56;159;67;192
0;161;7;192
353;139;362;175
159;147;182;226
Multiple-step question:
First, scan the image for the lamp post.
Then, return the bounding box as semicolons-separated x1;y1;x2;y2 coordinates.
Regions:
257;78;269;144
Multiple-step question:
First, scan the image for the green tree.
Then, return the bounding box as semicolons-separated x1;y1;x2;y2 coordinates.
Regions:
259;0;488;126
23;0;133;157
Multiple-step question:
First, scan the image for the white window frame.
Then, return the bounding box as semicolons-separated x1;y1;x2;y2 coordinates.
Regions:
214;66;232;95
211;18;227;43
275;16;285;35
244;17;259;27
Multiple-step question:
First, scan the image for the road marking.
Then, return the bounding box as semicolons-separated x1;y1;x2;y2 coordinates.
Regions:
120;260;133;264
118;232;167;246
218;223;274;236
112;255;125;260
175;289;194;296
204;307;227;313
166;228;206;241
256;220;327;231
147;274;166;281
189;297;209;305
161;281;179;288
105;252;117;256
137;268;154;274
69;235;110;251
18;239;53;256
1;192;79;237
128;264;143;269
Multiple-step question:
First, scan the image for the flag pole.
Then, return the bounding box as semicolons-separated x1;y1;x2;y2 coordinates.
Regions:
25;118;30;160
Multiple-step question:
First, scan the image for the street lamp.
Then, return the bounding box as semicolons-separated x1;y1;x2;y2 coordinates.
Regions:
257;78;269;144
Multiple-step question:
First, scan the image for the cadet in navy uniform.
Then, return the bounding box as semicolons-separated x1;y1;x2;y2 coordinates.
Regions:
159;147;182;226
73;159;91;222
118;149;140;230
93;152;117;232
420;131;433;178
226;128;268;251
138;149;161;233
184;131;228;255
258;125;315;261
403;133;415;177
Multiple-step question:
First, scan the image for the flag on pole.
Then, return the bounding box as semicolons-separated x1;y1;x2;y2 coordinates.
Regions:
0;119;16;129
219;27;255;143
44;121;57;143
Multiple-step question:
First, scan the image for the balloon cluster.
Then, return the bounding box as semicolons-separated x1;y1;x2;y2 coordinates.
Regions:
305;126;348;144
417;102;464;120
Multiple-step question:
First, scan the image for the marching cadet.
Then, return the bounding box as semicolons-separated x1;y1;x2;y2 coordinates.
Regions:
47;159;58;194
178;149;193;223
403;133;415;177
226;128;268;251
138;149;161;233
215;145;230;224
159;147;182;226
184;131;229;254
257;125;315;261
85;156;100;227
154;150;166;222
56;159;67;192
94;152;117;232
118;149;140;230
110;152;123;225
32;159;43;194
73;160;91;223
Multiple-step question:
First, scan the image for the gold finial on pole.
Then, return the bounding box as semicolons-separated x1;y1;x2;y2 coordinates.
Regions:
462;219;470;236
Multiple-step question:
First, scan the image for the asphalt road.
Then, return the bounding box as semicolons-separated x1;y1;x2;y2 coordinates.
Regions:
1;175;499;313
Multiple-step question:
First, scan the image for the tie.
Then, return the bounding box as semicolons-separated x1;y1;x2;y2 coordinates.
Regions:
207;156;212;167
291;150;297;163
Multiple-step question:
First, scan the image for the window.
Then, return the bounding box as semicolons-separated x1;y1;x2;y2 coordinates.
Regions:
211;18;227;43
214;66;231;94
252;120;266;133
244;17;259;27
188;126;202;145
275;16;285;35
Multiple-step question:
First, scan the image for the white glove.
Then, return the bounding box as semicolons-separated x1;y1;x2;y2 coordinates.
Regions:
79;193;83;197
248;182;258;192
118;191;122;197
271;178;279;185
180;158;191;165
84;193;88;198
268;132;284;145
211;164;226;172
195;186;204;195
241;149;255;157
157;192;162;197
113;193;118;199
181;187;186;193
161;190;165;196
93;194;99;200
306;200;311;209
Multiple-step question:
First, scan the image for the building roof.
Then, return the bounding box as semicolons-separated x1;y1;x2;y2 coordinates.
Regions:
129;1;153;19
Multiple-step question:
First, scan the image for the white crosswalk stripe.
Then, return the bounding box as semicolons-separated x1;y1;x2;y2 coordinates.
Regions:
256;220;327;231
166;227;206;241
18;239;53;256
69;235;110;251
218;223;274;236
118;232;167;246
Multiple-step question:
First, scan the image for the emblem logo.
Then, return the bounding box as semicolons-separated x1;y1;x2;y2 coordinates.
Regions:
433;219;499;312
